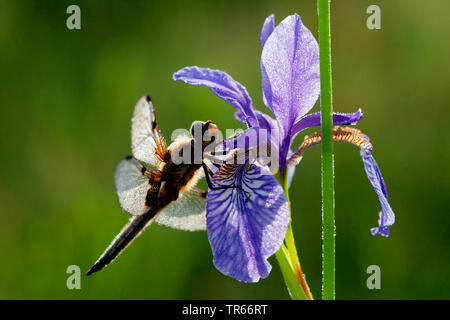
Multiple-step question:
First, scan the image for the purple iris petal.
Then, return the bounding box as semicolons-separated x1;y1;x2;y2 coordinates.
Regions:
261;14;320;137
260;14;275;48
360;148;395;236
206;163;289;283
173;66;258;127
234;109;275;129
222;112;283;177
233;110;247;124
221;127;262;151
250;112;283;175
292;109;364;136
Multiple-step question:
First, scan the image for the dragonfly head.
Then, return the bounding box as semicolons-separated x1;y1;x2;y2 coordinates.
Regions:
190;120;219;147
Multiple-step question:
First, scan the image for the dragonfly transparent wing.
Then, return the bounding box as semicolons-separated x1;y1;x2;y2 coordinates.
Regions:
155;187;207;231
131;95;168;166
114;156;161;216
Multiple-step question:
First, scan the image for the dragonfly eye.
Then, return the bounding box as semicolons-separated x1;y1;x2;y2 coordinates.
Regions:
190;121;203;138
204;122;218;145
190;121;218;145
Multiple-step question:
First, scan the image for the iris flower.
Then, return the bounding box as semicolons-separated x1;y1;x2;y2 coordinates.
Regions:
173;14;395;283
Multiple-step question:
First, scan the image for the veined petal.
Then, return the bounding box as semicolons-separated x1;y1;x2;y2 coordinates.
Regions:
206;163;289;283
173;66;258;127
260;14;275;48
261;14;320;135
287;126;395;236
360;148;395;237
292;109;364;136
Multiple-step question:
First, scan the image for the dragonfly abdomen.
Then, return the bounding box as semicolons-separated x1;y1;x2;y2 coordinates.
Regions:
86;211;155;276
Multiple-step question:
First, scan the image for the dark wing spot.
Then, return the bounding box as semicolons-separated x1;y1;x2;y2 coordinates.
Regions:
141;166;147;174
200;191;208;198
145;95;152;102
125;155;133;160
152;120;157;130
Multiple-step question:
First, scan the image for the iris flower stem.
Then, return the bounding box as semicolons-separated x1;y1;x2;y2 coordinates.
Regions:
274;172;313;300
275;245;307;300
318;0;336;300
283;173;314;300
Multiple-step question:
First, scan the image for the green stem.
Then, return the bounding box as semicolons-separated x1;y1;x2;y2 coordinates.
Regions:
283;178;299;267
318;0;336;300
275;245;307;300
274;171;313;300
283;178;314;300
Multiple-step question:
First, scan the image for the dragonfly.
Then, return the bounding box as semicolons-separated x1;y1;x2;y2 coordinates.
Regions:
86;95;238;276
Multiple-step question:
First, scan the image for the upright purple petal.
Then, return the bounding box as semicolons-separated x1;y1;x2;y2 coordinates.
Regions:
292;109;364;136
206;163;289;283
360;148;395;236
260;14;275;48
261;14;320;135
173;67;258;127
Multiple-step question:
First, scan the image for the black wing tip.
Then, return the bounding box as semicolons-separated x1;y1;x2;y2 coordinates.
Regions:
144;94;152;102
125;155;133;160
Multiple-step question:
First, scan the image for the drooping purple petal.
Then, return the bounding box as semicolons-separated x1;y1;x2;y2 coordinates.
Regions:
173;67;258;127
292;109;364;136
260;14;275;48
261;14;320;136
360;148;395;237
206;163;289;283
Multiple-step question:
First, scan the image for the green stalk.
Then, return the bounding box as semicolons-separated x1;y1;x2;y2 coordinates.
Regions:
282;175;314;300
275;245;307;300
318;0;336;300
283;177;300;267
274;171;312;300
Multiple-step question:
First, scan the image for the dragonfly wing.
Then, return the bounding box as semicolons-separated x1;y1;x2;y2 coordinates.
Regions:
114;156;161;216
155;187;207;231
131;95;168;166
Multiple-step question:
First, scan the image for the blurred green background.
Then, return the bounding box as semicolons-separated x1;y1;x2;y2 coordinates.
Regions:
0;0;448;299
